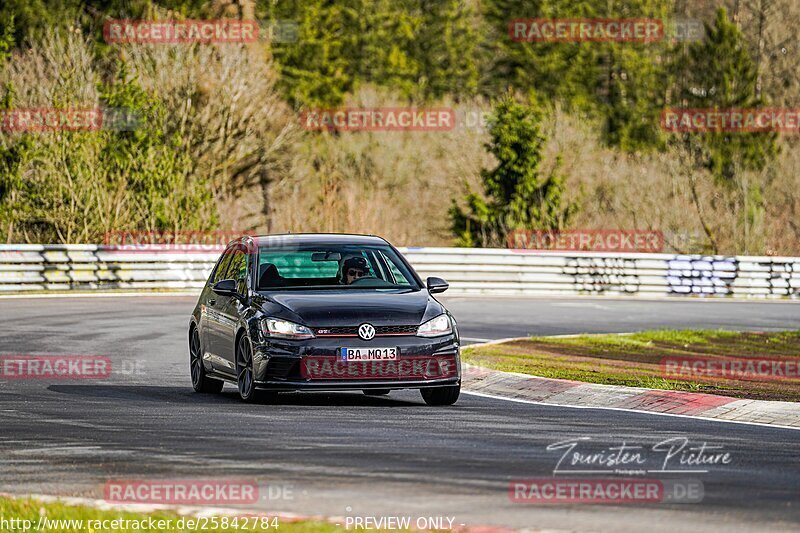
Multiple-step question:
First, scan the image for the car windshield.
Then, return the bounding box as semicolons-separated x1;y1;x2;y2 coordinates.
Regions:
256;244;420;290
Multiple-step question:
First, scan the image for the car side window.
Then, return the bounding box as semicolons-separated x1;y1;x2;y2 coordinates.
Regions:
211;246;236;285
228;249;248;294
382;251;409;284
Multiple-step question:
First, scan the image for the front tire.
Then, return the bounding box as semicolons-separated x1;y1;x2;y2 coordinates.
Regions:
236;333;257;402
190;328;223;394
420;384;460;406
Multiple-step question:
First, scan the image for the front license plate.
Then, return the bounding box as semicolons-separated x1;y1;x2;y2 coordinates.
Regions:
340;347;398;361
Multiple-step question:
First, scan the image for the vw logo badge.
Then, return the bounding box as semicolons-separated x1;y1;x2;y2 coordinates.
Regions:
358;323;376;341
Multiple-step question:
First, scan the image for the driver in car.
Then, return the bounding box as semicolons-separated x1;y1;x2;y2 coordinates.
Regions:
339;256;369;285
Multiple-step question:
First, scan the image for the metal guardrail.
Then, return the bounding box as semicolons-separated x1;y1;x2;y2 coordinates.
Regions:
1;244;799;298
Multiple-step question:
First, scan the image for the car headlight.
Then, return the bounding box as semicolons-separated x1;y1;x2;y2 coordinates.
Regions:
261;318;315;339
417;314;452;337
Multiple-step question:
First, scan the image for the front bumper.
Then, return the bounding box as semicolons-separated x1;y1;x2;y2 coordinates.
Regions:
253;376;460;391
252;333;461;391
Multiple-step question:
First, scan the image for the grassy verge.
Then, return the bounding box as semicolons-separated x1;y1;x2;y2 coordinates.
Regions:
0;496;343;533
462;330;800;402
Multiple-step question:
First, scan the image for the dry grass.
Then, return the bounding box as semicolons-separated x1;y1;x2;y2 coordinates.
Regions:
121;41;299;231
270;87;493;245
270;96;800;253
529;106;800;255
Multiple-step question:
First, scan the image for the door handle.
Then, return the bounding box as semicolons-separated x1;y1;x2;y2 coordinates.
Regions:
207;298;216;305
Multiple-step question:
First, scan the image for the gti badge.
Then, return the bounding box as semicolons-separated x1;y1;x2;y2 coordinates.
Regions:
358;323;376;341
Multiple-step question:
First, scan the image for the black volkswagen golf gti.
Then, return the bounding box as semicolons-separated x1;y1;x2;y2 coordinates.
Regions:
189;234;461;405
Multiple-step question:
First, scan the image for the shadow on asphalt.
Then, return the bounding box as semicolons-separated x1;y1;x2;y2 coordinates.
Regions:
46;384;423;407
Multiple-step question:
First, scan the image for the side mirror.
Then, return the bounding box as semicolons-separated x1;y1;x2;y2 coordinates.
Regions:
212;279;238;296
426;276;449;294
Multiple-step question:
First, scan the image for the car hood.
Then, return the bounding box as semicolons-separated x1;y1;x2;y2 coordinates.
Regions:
256;289;441;327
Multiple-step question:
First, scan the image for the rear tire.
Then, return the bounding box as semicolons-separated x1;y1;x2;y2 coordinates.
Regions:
190;328;223;394
363;389;390;396
420;384;460;406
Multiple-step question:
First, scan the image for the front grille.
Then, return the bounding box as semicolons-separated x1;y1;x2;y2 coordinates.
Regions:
314;325;418;337
376;325;419;335
315;326;358;336
265;357;297;379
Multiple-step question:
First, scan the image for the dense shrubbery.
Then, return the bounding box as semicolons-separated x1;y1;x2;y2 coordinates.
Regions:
0;0;798;254
0;26;295;242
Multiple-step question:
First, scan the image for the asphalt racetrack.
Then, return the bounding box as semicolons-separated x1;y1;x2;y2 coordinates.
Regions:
1;295;799;532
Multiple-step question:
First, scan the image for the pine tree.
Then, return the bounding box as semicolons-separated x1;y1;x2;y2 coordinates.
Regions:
672;7;778;183
600;0;672;151
483;0;672;151
450;95;576;247
265;0;422;107
482;0;592;105
414;0;479;100
267;0;354;108
347;0;421;98
669;8;780;253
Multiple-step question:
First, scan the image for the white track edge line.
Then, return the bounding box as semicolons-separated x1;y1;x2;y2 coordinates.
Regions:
461;390;800;432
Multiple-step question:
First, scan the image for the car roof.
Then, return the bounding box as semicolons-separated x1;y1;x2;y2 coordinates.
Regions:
249;233;390;247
